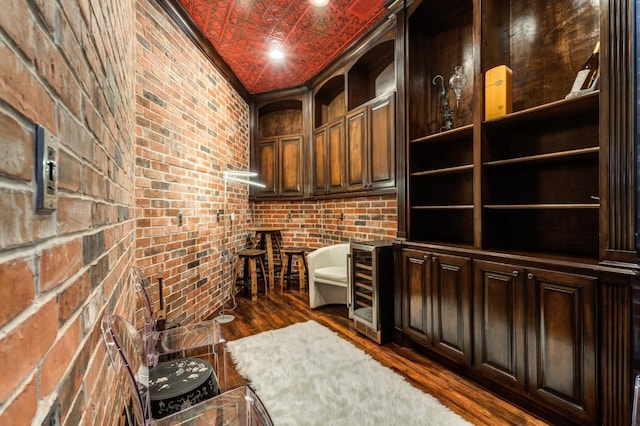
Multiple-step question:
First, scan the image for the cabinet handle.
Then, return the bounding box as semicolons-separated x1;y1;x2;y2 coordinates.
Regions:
512;271;519;277
432;256;438;262
527;273;534;280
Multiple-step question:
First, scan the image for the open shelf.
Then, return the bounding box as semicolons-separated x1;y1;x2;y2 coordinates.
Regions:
314;75;345;128
410;207;474;245
348;39;395;110
482;208;599;258
258;100;303;138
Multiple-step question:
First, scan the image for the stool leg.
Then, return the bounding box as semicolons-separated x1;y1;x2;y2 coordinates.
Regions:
249;258;258;301
232;258;242;295
286;255;293;290
297;255;305;292
279;254;289;292
265;235;275;290
257;255;269;293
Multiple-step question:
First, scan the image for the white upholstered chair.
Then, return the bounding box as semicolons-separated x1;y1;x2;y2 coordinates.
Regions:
307;243;350;309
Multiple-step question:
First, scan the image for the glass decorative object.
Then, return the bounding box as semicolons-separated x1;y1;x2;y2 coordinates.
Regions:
432;74;453;132
449;66;467;108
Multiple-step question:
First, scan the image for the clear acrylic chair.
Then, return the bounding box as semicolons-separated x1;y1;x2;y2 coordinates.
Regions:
131;267;227;390
101;314;273;425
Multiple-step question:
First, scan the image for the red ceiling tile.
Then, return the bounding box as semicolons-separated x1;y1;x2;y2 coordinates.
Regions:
178;0;387;94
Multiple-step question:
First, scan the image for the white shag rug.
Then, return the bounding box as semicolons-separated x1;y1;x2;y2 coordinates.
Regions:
227;320;473;425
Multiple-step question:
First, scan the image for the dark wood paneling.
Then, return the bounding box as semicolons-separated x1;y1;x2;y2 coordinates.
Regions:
601;0;636;262
345;107;367;191
600;280;632;426
312;128;327;195
401;248;432;345
327;120;345;193
279;136;303;197
369;95;396;188
432;253;472;365
255;139;277;198
526;268;596;424
473;260;526;392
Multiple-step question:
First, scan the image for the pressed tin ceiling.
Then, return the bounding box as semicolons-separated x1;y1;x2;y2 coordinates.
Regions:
177;0;389;94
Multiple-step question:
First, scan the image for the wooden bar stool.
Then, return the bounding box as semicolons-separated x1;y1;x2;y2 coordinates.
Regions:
279;247;309;292
250;227;283;292
233;249;268;301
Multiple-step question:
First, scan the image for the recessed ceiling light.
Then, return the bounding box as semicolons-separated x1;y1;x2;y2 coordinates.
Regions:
269;49;284;60
310;0;329;7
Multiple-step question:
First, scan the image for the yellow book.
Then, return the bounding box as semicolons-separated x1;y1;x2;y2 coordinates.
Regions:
484;65;513;120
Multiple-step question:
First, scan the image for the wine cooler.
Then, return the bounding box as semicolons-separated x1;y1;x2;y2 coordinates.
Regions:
349;240;394;344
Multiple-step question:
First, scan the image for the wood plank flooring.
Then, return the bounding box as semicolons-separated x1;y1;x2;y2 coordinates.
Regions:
209;289;550;426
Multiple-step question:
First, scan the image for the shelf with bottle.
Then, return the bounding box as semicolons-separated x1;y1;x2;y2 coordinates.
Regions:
480;0;599;112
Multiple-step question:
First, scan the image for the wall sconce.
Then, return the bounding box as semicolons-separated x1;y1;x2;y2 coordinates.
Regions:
432;65;468;132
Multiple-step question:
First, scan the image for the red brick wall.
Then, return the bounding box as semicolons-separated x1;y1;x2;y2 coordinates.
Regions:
0;0;400;423
134;0;252;326
0;0;136;424
252;194;398;249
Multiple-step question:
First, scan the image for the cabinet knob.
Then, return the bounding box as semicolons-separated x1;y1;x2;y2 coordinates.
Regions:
512;271;519;277
527;273;534;280
432;256;438;262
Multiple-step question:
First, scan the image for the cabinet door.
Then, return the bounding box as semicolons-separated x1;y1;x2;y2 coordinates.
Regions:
526;268;596;423
401;248;432;346
312;128;327;195
473;260;526;391
345;106;367;192
255;139;278;198
279;136;303;197
327;119;345;194
368;94;395;190
431;253;472;365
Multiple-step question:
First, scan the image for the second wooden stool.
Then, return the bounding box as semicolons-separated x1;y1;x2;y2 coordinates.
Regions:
279;247;309;292
233;249;268;301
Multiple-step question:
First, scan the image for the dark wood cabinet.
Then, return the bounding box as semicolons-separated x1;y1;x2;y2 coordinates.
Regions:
310;27;396;198
431;253;472;365
401;248;432;346
401;247;472;364
473;260;597;422
313;119;345;196
525;268;596;423
346;95;396;192
397;243;606;424
254;135;303;199
252;97;305;199
396;0;637;422
473;260;526;392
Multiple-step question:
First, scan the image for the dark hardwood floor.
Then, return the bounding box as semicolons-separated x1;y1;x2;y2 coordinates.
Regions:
208;288;550;426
